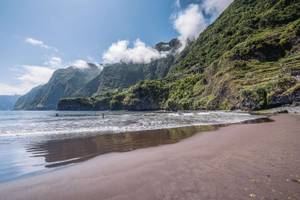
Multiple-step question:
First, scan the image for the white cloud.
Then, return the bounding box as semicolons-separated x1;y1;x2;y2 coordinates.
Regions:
0;83;34;95
174;4;207;50
173;0;233;50
103;39;168;64
25;37;58;52
0;66;54;95
0;58;98;95
71;59;90;69
44;56;63;68
25;38;49;49
18;65;54;85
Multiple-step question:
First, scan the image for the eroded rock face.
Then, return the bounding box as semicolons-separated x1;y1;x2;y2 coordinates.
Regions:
155;39;181;53
240;98;263;111
239;88;267;111
268;96;291;108
239;87;300;111
268;88;300;108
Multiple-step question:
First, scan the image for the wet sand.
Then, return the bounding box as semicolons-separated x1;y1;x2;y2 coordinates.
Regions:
0;114;299;200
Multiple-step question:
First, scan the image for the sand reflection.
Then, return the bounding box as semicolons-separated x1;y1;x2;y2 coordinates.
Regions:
26;125;216;168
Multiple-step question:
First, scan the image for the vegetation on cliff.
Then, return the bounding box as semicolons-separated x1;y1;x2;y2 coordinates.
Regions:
59;0;300;111
16;39;179;110
159;0;300;110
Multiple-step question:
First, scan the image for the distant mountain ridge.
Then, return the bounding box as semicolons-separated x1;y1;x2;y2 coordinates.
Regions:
15;39;180;110
0;95;20;110
14;64;101;110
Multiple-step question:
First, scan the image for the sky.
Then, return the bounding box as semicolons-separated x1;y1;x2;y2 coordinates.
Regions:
0;0;233;95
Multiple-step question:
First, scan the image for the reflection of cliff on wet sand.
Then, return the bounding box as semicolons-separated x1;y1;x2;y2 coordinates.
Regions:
26;125;216;168
25;117;272;168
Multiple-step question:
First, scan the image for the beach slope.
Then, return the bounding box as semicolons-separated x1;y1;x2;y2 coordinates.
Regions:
0;114;299;200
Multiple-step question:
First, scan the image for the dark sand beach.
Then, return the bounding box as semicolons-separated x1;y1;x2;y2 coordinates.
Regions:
0;114;299;200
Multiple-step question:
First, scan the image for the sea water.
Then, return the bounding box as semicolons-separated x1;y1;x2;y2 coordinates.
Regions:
0;110;264;182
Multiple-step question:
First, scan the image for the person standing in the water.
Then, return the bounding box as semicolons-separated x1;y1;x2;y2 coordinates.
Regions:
102;113;105;119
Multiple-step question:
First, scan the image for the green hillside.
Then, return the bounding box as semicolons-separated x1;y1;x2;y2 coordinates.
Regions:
16;39;180;110
59;0;300;111
75;55;176;97
165;0;300;110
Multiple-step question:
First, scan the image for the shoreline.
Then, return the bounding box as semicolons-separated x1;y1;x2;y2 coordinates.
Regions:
0;114;270;183
0;114;299;199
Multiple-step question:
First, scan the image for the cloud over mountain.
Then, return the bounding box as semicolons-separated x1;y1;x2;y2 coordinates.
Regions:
71;59;90;69
0;57;94;95
102;0;234;64
173;0;233;49
0;65;55;95
18;65;54;85
44;57;63;68
173;4;206;49
102;39;168;64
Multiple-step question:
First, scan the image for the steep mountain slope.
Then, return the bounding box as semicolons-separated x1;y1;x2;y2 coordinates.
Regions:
17;39;180;110
73;38;180;97
59;0;300;111
164;0;300;110
0;95;20;110
75;55;176;97
58;55;178;111
14;64;101;110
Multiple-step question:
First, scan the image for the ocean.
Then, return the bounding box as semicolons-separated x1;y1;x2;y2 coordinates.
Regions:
0;110;264;182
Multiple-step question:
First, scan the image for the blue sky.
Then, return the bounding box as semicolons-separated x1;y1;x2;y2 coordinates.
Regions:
0;0;232;95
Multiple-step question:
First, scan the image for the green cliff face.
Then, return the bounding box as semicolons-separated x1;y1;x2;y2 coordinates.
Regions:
76;55;176;97
64;0;299;111
164;0;300;110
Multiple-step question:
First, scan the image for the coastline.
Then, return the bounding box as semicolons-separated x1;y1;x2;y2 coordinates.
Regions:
0;110;265;183
0;114;300;200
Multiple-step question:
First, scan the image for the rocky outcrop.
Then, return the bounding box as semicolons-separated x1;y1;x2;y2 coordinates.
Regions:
58;80;168;111
57;98;94;111
268;86;300;108
155;39;181;53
